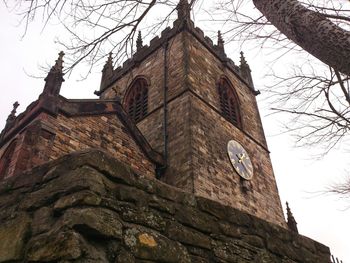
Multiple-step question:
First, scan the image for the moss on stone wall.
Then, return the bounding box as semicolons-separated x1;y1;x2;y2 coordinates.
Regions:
0;150;330;262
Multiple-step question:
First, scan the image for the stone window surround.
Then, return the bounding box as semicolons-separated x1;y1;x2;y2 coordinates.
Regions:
123;76;150;123
217;76;242;128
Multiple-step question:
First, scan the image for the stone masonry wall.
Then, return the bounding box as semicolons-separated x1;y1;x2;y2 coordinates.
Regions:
99;30;286;226
187;32;267;148
184;32;285;226
101;32;195;189
101;32;188;154
43;112;155;178
190;94;285;227
0;150;330;263
0;119;56;179
0;134;24;179
0;110;155;179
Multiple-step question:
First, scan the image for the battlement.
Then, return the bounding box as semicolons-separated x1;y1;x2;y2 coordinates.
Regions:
97;16;256;95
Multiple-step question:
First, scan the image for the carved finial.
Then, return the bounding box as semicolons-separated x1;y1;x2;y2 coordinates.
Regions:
4;101;19;130
43;51;65;97
100;52;114;91
239;50;256;90
177;0;191;21
218;31;225;51
240;51;248;66
11;102;19;117
286;202;299;233
44;51;64;80
52;51;65;73
136;31;143;51
105;52;113;69
102;52;114;75
7;102;19;122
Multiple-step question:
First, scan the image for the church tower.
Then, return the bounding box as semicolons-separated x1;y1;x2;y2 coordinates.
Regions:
96;0;285;226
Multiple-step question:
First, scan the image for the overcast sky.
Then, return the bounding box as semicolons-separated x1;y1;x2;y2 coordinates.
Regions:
0;3;349;262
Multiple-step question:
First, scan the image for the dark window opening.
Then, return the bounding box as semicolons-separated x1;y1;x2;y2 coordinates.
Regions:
124;78;149;122
218;77;241;127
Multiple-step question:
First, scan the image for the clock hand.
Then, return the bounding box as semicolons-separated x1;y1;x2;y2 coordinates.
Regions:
240;160;248;172
236;153;246;163
236;153;249;172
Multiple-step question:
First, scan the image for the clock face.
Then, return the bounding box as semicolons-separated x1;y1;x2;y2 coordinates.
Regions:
227;140;254;180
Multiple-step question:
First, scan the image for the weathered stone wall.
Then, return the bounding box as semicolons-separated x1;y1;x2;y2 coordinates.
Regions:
0;135;23;179
0;117;57;179
101;32;195;189
0;110;155;179
183;31;285;226
187;32;267;148
0;150;330;263
45;112;155;178
189;94;285;227
101;32;188;150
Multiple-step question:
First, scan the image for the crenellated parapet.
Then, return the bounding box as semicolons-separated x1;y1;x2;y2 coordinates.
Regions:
96;2;258;96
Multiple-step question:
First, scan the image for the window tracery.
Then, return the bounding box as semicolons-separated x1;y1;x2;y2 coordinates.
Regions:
218;77;241;127
124;77;149;122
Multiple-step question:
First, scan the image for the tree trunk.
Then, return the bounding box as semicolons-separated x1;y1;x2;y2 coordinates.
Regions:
253;0;350;76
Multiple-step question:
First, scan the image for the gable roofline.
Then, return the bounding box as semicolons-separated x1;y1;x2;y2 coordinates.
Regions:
0;95;165;167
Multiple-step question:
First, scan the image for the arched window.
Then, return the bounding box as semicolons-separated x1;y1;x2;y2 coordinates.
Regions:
0;139;17;179
217;77;241;127
124;77;149;122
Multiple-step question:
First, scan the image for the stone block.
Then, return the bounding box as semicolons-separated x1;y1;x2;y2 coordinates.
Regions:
116;248;136;263
20;166;106;210
266;236;302;262
226;208;252;227
242;234;265;248
54;190;102;212
124;227;191;263
27;230;84;262
218;221;242;238
0;214;30;262
212;239;256;262
62;207;123;239
175;206;219;234
115;184;150;204
148;195;175;214
32;206;54;235
121;207;167;232
166;221;211;249
196;196;229;219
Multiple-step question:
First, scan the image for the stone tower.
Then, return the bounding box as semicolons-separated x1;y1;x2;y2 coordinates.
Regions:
96;1;285;226
0;0;285;228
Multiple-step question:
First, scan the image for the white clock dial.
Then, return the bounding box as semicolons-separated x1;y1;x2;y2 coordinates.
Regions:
227;140;254;180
